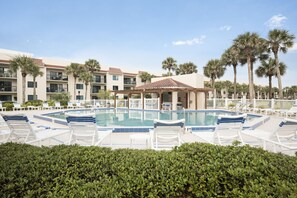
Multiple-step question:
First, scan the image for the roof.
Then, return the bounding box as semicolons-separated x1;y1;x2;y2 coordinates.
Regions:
108;67;122;75
135;78;194;90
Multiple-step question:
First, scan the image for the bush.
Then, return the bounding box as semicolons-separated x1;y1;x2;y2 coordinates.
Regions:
2;101;14;111
0;143;296;197
24;100;43;107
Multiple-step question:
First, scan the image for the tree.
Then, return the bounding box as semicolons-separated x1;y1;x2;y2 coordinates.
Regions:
255;58;286;99
176;62;197;75
65;63;85;100
85;59;100;72
221;46;241;99
29;66;43;100
267;29;295;99
9;55;38;103
203;59;225;98
79;71;93;100
233;32;268;101
98;90;111;99
139;72;153;83
162;57;177;76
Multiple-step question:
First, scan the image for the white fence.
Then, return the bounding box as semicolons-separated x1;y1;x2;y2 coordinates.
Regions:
73;98;160;110
207;98;297;110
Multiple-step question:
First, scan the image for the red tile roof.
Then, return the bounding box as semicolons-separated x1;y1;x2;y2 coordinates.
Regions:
135;78;194;90
108;67;122;74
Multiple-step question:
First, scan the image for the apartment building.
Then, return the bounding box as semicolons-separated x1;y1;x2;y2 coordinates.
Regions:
0;49;144;103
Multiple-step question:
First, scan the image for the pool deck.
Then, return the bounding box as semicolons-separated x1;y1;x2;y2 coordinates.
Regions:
0;109;295;155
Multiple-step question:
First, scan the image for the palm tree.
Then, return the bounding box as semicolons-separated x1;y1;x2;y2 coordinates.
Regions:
255;58;286;99
29;65;44;100
65;63;85;100
221;46;241;99
79;71;93;100
162;57;177;76
203;59;226;98
9;55;38;103
233;32;268;101
85;59;100;72
267;29;295;99
176;62;197;75
139;72;152;83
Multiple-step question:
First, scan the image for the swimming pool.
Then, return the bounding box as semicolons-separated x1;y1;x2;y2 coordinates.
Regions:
45;108;260;129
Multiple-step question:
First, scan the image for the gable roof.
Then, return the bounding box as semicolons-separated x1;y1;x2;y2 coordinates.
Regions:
135;78;194;90
108;67;122;75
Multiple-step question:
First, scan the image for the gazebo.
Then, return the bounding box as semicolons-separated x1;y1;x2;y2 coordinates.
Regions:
112;78;212;110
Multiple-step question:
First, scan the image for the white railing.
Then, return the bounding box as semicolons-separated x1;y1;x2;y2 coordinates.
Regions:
144;98;159;110
207;98;297;110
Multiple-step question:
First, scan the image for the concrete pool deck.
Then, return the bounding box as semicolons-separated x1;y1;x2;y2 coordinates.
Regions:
0;108;295;155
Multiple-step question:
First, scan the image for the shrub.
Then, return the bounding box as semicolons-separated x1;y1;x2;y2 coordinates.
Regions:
2;101;14;111
0;143;296;197
24;100;43;107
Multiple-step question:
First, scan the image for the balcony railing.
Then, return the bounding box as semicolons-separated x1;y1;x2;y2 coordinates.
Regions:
46;87;68;93
0;86;17;92
46;76;68;81
124;81;136;85
0;72;17;78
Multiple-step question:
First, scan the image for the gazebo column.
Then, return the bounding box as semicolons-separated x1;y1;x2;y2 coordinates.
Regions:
195;92;198;110
204;92;207;109
141;92;144;109
158;91;163;110
114;92;117;108
172;91;178;110
127;94;131;109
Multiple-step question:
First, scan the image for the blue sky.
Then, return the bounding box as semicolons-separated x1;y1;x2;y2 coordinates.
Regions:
1;0;297;86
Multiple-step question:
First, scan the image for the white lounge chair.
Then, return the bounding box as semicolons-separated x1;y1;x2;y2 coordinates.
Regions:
67;102;75;109
150;119;185;150
2;114;69;146
13;103;25;111
42;102;52;110
194;114;246;146
66;113;112;146
54;101;63;109
0;102;6;111
75;102;84;109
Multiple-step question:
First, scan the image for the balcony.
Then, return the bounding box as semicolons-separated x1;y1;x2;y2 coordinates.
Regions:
0;86;17;93
124;80;136;86
0;72;17;79
46;87;68;93
46;76;68;81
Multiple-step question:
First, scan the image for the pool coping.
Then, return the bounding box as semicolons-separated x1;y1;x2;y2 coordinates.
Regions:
33;108;269;133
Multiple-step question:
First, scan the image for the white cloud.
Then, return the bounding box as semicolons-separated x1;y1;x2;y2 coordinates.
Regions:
219;26;232;31
265;14;287;28
288;42;297;52
172;35;206;46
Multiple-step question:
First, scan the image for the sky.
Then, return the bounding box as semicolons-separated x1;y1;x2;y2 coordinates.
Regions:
0;0;297;87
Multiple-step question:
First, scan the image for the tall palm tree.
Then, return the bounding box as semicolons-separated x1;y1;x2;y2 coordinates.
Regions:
79;71;93;100
65;63;84;100
203;59;225;98
176;62;197;75
162;57;177;76
139;72;152;83
9;55;38;103
85;59;100;72
29;65;43;100
221;46;241;99
233;32;268;101
255;58;286;99
267;29;295;99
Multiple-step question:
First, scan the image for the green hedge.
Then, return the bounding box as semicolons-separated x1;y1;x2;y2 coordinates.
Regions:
0;143;296;197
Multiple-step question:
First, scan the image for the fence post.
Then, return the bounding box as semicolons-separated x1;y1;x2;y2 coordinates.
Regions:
295;99;297;105
271;98;275;109
225;98;228;109
213;98;216;109
253;98;256;108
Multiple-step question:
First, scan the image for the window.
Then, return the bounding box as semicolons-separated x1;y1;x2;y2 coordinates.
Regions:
113;86;118;90
113;75;119;81
94;75;101;83
76;84;83;89
28;95;35;101
76;95;83;100
27;81;37;88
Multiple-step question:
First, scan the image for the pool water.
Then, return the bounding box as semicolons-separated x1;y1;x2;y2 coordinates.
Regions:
47;109;259;127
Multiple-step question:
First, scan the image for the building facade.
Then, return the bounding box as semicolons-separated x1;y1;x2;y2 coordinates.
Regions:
0;49;144;103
